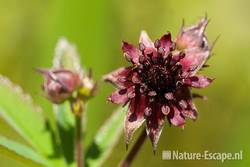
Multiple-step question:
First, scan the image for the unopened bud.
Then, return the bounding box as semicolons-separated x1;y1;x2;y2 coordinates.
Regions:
38;68;81;104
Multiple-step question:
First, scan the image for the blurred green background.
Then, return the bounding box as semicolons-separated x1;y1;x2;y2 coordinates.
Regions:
0;0;249;166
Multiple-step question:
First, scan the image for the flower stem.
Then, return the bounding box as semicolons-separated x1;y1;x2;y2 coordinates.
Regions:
75;114;84;167
119;128;147;167
70;99;85;167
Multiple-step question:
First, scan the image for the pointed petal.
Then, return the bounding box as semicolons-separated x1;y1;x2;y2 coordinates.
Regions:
122;41;140;64
146;103;165;150
182;100;198;120
180;47;210;76
176;17;209;49
174;87;198;120
109;87;134;104
159;33;174;54
103;67;132;89
125;95;147;145
139;30;154;48
182;109;198;120
168;105;185;127
183;75;213;88
109;90;128;104
177;17;211;76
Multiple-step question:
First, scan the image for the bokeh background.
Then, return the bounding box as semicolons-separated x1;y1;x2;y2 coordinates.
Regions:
0;0;250;166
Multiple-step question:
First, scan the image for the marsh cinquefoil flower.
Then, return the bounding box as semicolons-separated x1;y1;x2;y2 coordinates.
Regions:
38;38;95;105
104;17;213;150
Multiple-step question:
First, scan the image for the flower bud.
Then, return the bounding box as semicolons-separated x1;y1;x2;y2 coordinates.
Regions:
176;17;209;50
38;68;81;104
78;74;96;101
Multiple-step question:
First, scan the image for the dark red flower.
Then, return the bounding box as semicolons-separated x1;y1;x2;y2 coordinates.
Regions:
104;17;213;150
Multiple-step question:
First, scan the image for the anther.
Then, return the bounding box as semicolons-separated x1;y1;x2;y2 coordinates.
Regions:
144;107;152;116
139;55;145;64
161;105;170;115
139;42;145;51
179;100;187;109
165;92;174;100
154;39;161;48
127;91;136;98
132;75;140;84
148;91;157;97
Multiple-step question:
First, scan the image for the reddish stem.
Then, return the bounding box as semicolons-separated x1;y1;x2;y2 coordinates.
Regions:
75;115;83;167
119;128;147;167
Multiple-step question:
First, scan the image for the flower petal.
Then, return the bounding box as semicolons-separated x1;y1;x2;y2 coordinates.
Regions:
103;67;132;89
173;87;198;120
183;75;213;88
180;47;210;76
168;105;185;128
179;98;198;120
182;110;198;120
177;17;211;76
146;103;165;151
109;87;134;104
122;41;139;64
176;17;209;49
159;33;174;54
125;94;147;145
139;30;154;48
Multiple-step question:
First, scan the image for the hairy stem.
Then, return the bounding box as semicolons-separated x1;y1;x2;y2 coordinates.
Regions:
75;114;84;167
119;128;147;167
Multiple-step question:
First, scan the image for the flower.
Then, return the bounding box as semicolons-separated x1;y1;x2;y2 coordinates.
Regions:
38;38;96;105
104;17;213;150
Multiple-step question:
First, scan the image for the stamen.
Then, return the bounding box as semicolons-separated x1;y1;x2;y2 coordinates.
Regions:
148;91;157;97
165;92;174;100
162;105;170;115
139;42;145;51
144;107;152;116
154;39;160;48
139;55;145;64
139;85;148;93
127;91;136;98
132;75;140;84
179;100;187;109
164;53;172;66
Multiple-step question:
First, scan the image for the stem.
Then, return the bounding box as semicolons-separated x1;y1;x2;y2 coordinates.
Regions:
75;114;84;167
119;128;147;167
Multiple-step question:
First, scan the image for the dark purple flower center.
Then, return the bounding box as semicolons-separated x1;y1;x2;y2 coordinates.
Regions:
133;42;185;103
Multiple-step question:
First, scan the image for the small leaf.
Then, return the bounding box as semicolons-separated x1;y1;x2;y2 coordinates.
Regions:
85;107;126;167
0;75;66;166
53;102;76;166
53;37;83;75
0;135;52;167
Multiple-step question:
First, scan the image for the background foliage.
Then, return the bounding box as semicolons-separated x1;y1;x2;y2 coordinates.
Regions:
0;0;249;166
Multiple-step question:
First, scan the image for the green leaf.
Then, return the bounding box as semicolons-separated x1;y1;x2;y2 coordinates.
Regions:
53;102;76;166
85;107;126;167
53;37;83;74
0;135;52;167
0;75;66;166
